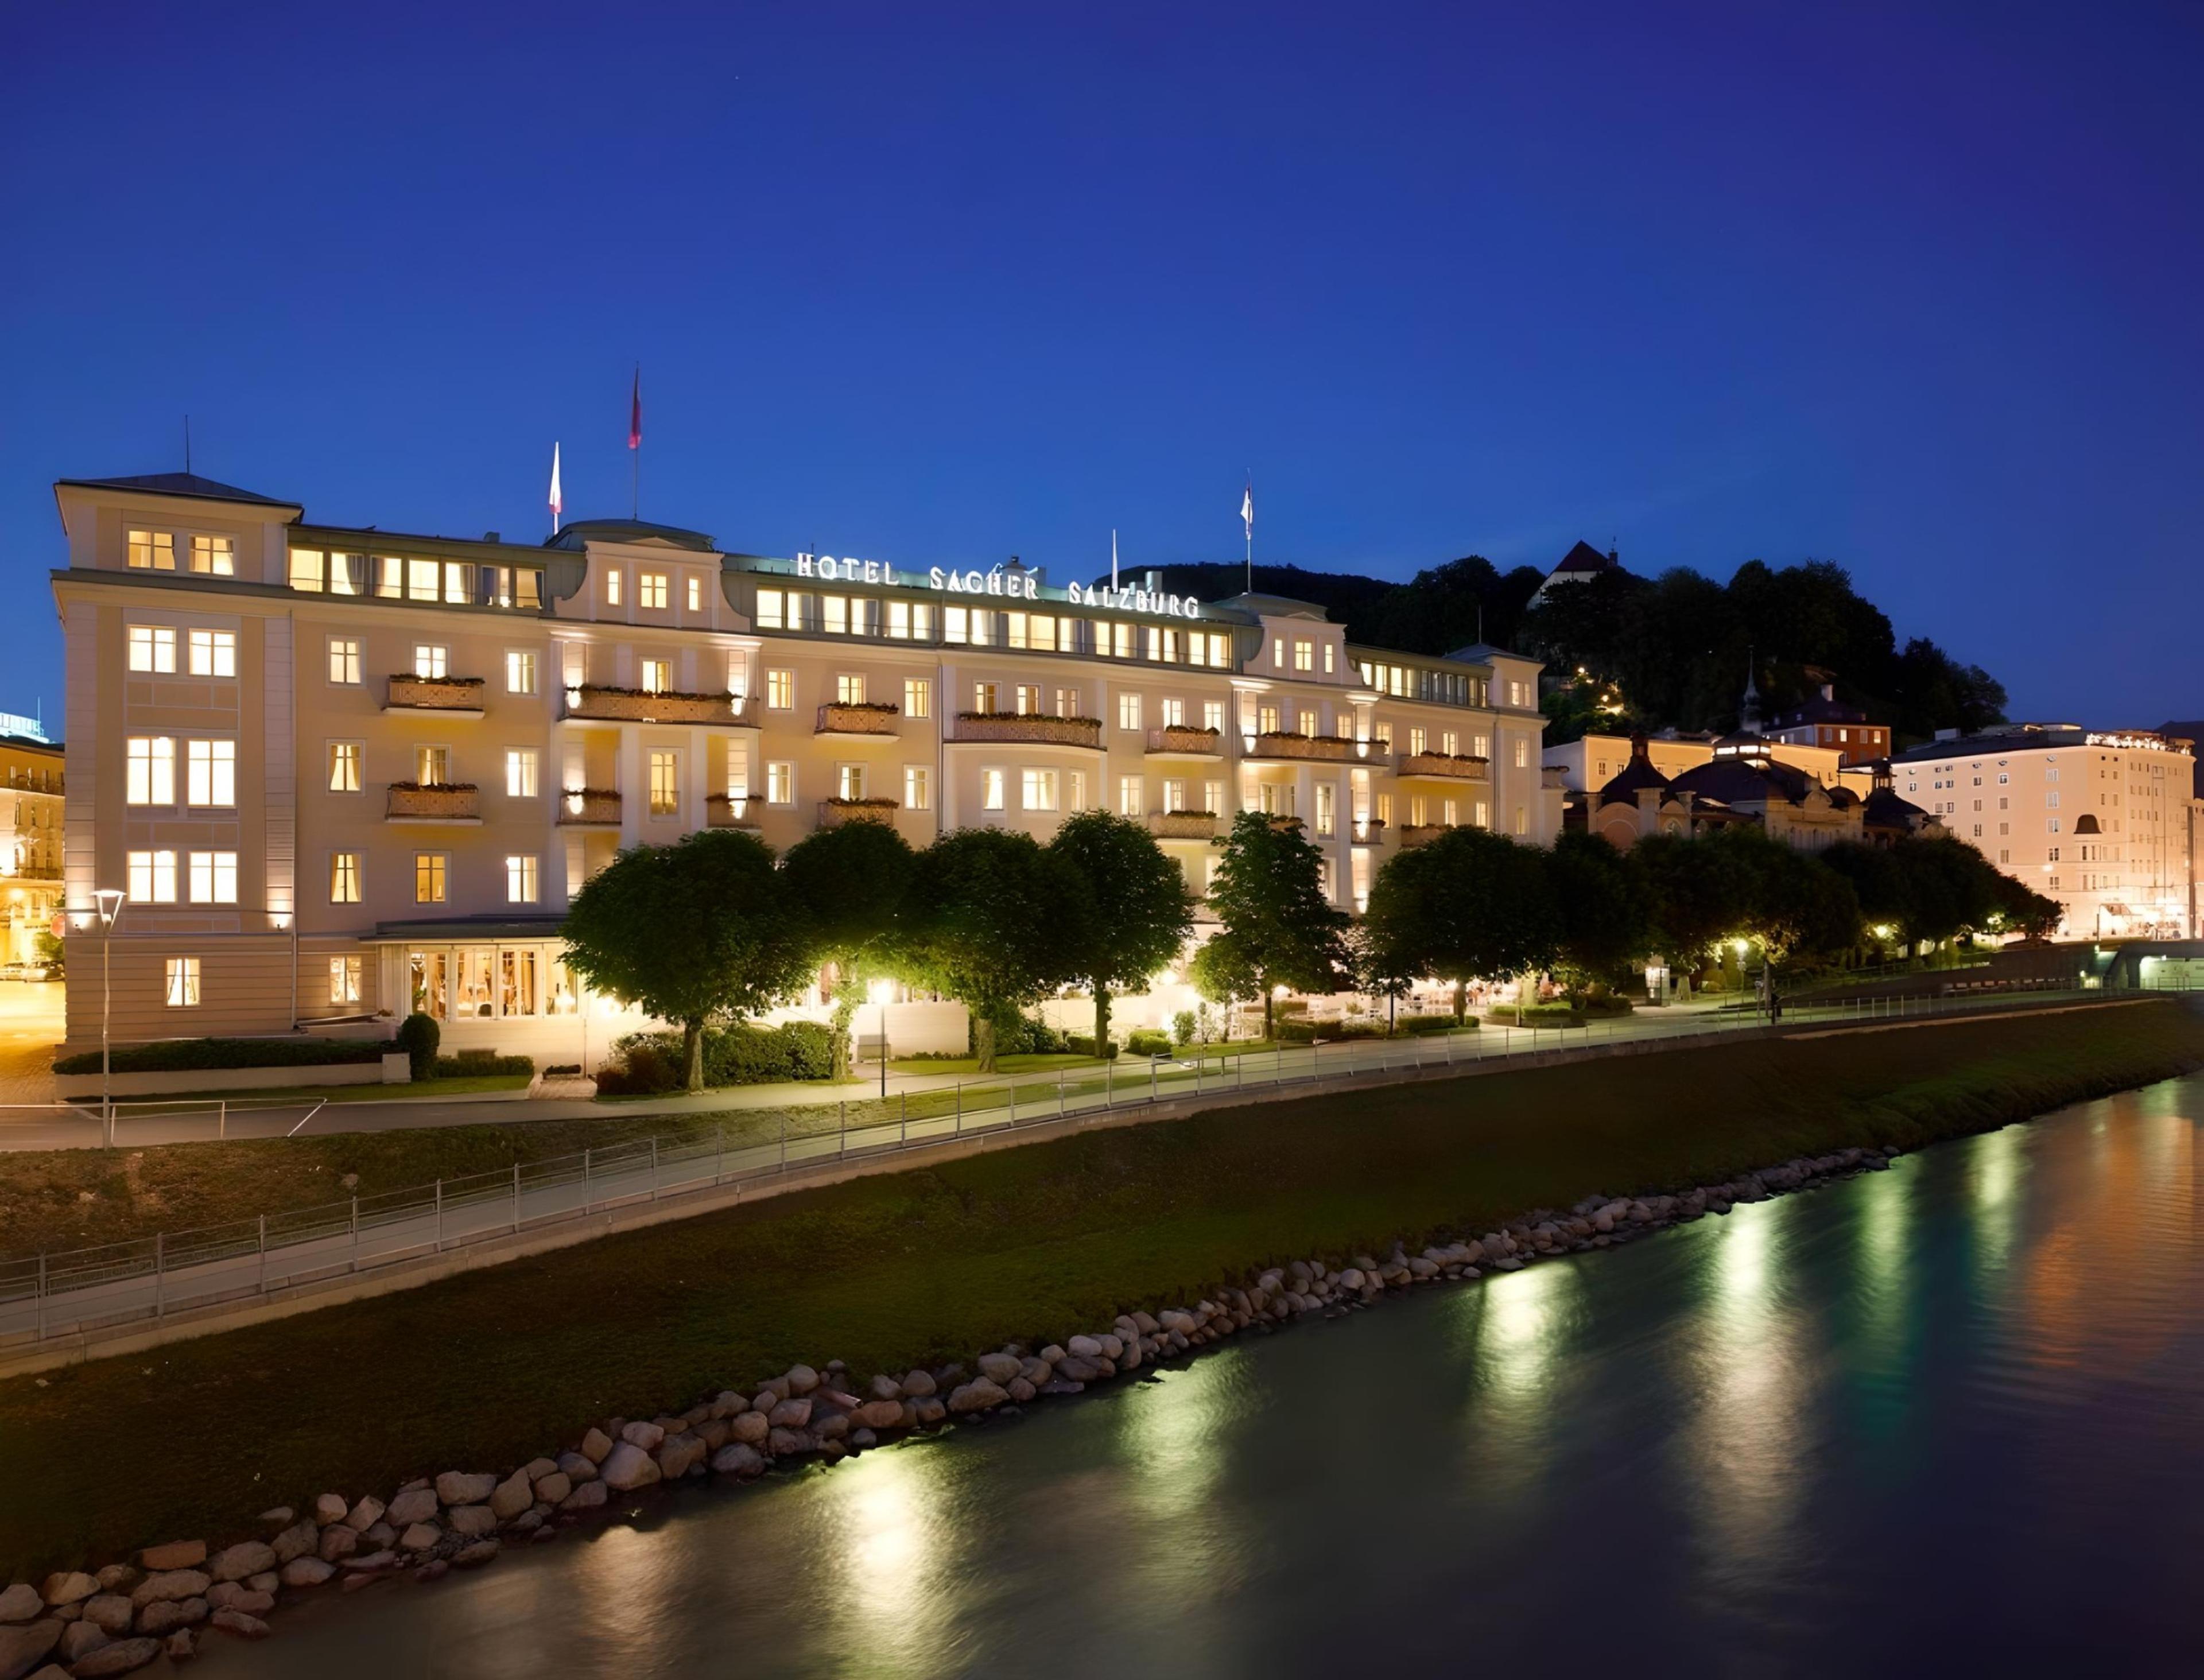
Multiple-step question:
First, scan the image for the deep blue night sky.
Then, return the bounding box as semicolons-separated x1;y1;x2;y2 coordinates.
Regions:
4;2;2200;728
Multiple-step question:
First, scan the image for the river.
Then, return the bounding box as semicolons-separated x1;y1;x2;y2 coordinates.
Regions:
219;1074;2204;1675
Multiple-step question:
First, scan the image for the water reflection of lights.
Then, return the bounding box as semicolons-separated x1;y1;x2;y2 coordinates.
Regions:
814;1443;959;1666
1478;1259;1570;1402
1970;1126;2023;1275
1453;1262;1577;1506
1853;1165;1913;1372
1115;1353;1259;1598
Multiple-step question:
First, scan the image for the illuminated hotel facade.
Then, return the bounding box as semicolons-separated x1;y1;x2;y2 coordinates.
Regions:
51;472;1561;1061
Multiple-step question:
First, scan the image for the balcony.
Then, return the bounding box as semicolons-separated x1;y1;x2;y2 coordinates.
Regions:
818;797;901;828
1244;731;1357;763
706;793;761;829
1145;725;1224;759
563;685;752;727
950;712;1104;750
556;787;622;827
816;702;901;739
1349;818;1388;845
385;782;480;824
1148;810;1219;840
1396;751;1490;781
1396;823;1462;851
385;673;486;717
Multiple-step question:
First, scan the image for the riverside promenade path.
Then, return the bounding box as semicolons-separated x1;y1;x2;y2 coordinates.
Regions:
0;989;2147;1373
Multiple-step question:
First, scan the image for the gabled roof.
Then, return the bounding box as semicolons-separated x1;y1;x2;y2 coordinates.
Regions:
1596;739;1671;807
546;518;719;552
1549;540;1616;578
55;471;295;507
1774;692;1868;727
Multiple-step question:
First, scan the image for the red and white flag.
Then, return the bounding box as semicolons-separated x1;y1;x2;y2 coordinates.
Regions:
628;370;642;451
548;443;562;531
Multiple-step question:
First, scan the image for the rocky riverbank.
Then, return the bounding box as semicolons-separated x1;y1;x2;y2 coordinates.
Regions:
0;1140;1898;1679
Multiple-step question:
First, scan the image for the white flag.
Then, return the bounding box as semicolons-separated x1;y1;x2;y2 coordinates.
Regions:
549;443;563;531
1241;480;1254;538
1111;528;1119;589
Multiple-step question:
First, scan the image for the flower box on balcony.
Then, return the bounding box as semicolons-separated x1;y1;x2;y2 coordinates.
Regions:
1148;809;1219;840
564;685;750;726
1245;731;1356;762
816;702;902;738
952;712;1104;749
1396;823;1456;850
1350;818;1388;845
556;787;622;826
818;797;901;828
386;782;481;822
706;793;761;829
385;674;487;715
1396;751;1491;780
1144;725;1224;757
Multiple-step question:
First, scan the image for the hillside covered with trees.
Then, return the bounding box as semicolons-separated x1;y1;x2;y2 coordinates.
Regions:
1128;552;2006;750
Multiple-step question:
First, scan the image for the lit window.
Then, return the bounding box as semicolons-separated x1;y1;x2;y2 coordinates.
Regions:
904;765;930;810
822;595;848;634
1441;731;1459;756
1016;685;1042;715
974;681;999;713
1118;692;1142;731
330;852;362;904
184;739;235;807
606;569;624;607
1323;645;1334;675
414;853;448;903
981;769;1006;811
1204;701;1225;732
164;956;201;1007
767;762;794;805
1022;768;1059;811
188;629;236;677
1294;640;1313;672
837;763;867;800
506;651;537;694
1161;698;1185;728
416;745;449;785
686;576;703;613
128;529;176;571
1119;775;1142;817
1514;805;1527;836
1408;727;1427;756
641;659;672;694
414;645;449;679
126;849;177;904
837;673;867;705
187;851;238;905
328;637;362;685
756;588;785;629
904;678;930;719
506;748;539;798
639;572;669;610
766;669;794;710
1316;783;1336;837
329;955;363;1004
506;855;541;904
1272;638;1286;666
188;536;235;576
1512;736;1528;770
127;625;177;673
649;750;680;814
289;549;325;591
1162;777;1187;810
945;606;970;644
328;742;362;793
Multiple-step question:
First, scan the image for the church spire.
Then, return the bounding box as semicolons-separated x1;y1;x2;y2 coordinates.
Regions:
1739;645;1763;734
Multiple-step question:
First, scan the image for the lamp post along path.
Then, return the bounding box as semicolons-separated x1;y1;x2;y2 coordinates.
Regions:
93;889;125;1149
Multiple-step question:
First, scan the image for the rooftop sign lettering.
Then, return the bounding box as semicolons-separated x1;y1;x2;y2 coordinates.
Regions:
791;553;1200;620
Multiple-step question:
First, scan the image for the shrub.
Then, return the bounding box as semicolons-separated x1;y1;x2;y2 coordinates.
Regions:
1571;992;1635;1018
1065;1035;1119;1060
395;1013;441;1080
1401;1014;1467;1035
430;1051;533;1078
1171;1010;1197;1047
594;1021;838;1096
1275;1020;1318;1042
1124;1029;1173;1057
1489;1002;1584;1027
53;1037;385;1076
972;1007;1070;1057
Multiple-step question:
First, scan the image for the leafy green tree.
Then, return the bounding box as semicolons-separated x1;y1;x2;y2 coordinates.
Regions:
895;828;1088;1072
1361;827;1559;1021
1546;831;1650;994
1349;919;1421;1034
1821;841;1909;954
1200;812;1352;1038
561;830;816;1091
781;820;919;1078
1046;809;1196;1054
1633;830;1749;979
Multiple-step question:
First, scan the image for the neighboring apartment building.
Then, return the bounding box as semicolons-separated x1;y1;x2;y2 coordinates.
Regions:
51;472;1561;1060
1765;680;1890;767
1889;724;2197;939
0;715;65;968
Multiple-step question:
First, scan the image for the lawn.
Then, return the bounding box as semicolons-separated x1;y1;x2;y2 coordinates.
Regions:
2;998;2199;1575
111;1072;534;1108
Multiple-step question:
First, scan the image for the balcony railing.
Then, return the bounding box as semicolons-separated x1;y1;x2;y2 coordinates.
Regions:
818;797;901;828
950;713;1104;750
385;782;481;823
1145;725;1224;757
1396;751;1490;781
3;772;61;794
816;702;901;738
1244;732;1357;763
1350;818;1387;845
385;673;487;715
556;788;622;826
1396;822;1462;850
706;793;761;829
564;685;751;726
1148;810;1219;840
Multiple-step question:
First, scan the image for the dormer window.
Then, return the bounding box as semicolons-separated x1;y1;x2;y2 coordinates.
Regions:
687;576;703;613
129;529;176;571
189;535;235;576
639;572;669;610
606;570;624;608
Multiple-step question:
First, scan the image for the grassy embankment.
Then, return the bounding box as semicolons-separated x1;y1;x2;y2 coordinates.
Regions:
2;998;2199;1574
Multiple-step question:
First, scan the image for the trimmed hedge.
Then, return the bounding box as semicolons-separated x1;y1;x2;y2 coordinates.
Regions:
595;1021;837;1096
53;1037;385;1077
1124;1029;1173;1057
432;1052;533;1078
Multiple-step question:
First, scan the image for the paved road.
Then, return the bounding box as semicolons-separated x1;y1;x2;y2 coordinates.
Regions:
1;988;2106;1350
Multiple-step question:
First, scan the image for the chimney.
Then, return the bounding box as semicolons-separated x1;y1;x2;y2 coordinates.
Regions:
1821;682;1834;702
1146;569;1162;592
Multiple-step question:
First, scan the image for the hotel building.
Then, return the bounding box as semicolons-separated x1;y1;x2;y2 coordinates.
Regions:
0;716;65;968
50;472;1561;1061
1889;724;2197;939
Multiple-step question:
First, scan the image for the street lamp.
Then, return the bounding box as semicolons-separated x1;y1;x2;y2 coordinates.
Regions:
92;889;125;1148
869;979;894;1099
